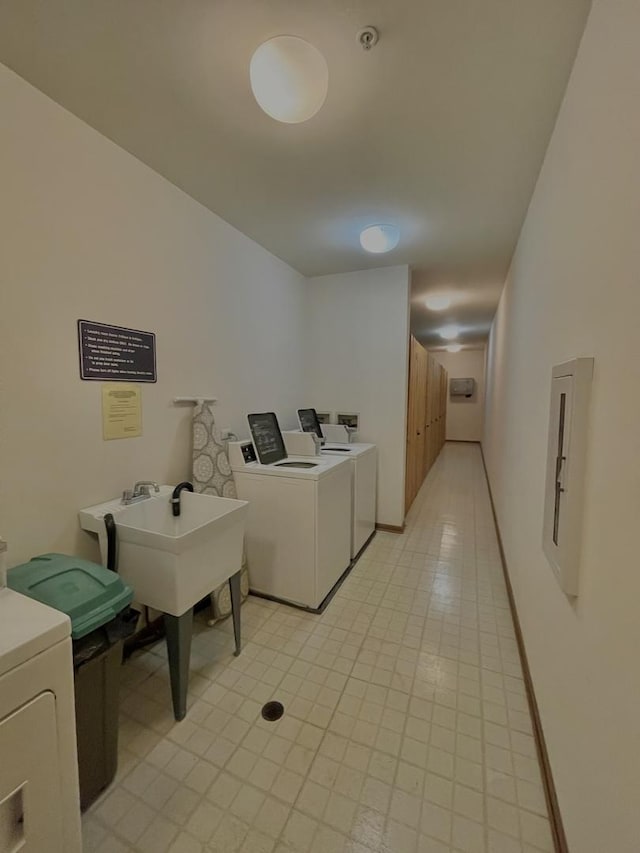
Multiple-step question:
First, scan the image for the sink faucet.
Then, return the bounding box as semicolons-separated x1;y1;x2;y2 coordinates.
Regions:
122;481;160;505
170;482;194;517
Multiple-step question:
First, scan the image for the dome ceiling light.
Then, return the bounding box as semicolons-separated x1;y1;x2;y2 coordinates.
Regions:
439;325;460;340
446;344;462;353
250;36;329;124
425;295;452;311
359;224;400;254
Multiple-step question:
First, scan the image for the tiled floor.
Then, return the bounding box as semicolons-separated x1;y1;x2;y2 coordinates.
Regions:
83;443;553;853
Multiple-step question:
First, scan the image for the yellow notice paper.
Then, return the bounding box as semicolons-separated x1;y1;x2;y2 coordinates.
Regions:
102;383;142;440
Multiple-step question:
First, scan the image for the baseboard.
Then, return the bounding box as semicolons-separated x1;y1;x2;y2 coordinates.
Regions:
479;445;569;853
446;439;481;444
375;522;405;534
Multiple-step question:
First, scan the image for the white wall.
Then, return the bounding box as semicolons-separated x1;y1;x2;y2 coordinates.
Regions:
432;349;485;442
305;268;410;528
0;64;307;566
0;65;414;566
482;1;640;850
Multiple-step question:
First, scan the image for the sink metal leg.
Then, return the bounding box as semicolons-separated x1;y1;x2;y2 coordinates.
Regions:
229;570;242;657
165;608;193;721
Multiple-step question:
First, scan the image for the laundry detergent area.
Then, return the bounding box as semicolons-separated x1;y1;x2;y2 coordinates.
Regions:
1;386;378;842
230;407;377;610
0;262;390;853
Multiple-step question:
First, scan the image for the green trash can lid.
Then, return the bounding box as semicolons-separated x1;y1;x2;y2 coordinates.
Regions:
7;553;133;639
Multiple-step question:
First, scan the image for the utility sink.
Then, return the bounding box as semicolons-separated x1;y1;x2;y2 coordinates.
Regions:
79;488;248;617
80;486;248;721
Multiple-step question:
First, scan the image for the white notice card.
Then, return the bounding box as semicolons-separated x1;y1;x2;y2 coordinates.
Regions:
102;383;142;440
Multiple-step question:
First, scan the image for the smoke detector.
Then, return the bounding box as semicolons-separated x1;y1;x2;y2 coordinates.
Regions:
357;26;379;51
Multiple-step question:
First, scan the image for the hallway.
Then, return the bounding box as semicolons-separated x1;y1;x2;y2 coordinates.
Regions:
82;443;552;853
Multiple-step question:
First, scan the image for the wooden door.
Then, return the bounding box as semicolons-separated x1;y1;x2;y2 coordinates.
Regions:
405;336;419;511
405;336;428;512
405;339;448;516
440;367;447;447
423;355;433;476
429;358;438;468
415;343;428;488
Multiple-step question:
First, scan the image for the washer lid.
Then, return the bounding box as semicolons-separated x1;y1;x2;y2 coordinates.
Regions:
274;461;319;469
232;453;350;480
0;588;70;677
322;442;376;457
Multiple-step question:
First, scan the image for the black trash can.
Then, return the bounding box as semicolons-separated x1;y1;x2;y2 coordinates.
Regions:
8;553;136;809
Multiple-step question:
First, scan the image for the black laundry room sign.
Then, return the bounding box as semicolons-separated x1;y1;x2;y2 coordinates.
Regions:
78;320;157;382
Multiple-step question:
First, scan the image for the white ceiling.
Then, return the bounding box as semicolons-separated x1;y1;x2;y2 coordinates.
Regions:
0;0;591;346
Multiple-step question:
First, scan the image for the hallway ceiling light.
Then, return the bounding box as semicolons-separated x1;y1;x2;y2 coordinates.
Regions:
359;224;400;254
439;325;460;340
446;344;462;353
250;36;329;124
425;294;452;311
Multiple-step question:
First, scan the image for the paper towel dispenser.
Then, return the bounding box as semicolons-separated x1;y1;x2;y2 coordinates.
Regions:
450;378;475;398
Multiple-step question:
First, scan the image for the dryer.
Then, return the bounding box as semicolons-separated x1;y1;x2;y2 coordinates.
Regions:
229;412;352;609
0;588;82;853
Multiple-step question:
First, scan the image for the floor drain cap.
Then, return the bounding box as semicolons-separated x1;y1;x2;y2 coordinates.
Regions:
261;701;284;721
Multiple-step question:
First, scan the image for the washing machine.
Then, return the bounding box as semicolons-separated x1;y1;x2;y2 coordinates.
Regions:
289;408;378;558
298;410;356;444
0;588;82;853
228;412;352;609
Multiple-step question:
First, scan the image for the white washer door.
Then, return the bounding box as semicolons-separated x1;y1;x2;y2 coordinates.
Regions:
0;691;63;852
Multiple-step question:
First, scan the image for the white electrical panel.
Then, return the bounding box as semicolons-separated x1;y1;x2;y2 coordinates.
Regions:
542;357;594;596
